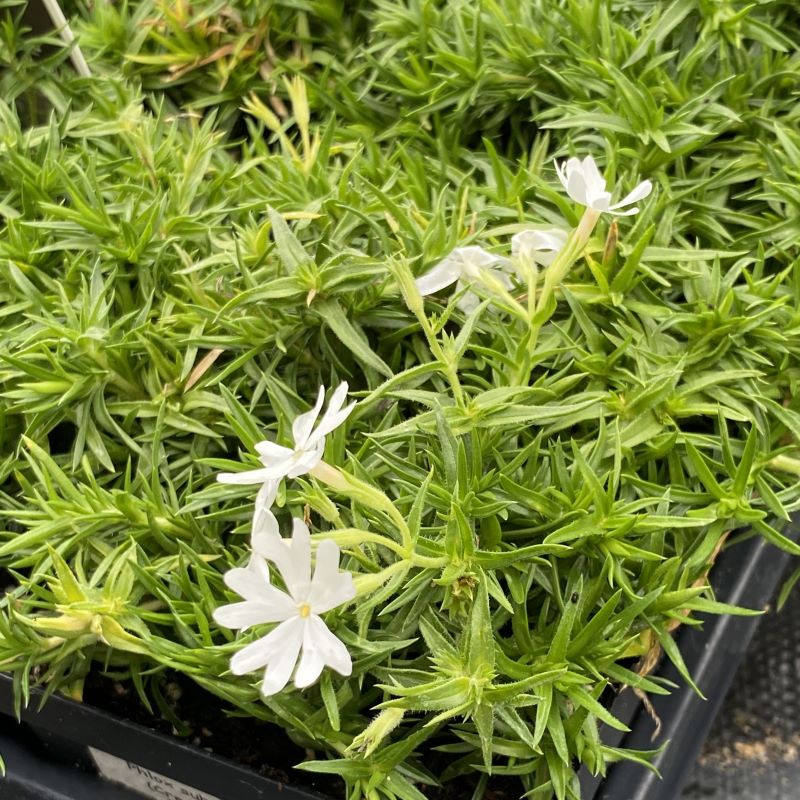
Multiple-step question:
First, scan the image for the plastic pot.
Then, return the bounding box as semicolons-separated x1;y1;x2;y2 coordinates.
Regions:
585;525;797;799
0;526;795;800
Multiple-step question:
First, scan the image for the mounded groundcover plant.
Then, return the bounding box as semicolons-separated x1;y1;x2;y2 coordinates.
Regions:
2;0;800;798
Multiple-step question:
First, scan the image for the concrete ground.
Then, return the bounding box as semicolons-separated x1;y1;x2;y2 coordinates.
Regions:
682;574;800;799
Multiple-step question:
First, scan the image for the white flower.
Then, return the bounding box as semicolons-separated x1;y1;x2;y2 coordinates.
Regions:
414;246;512;313
511;228;569;266
555;156;652;216
213;517;355;695
217;382;355;491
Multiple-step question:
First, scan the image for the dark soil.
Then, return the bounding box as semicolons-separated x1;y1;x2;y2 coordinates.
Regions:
83;671;524;800
83;670;342;795
0;567;15;593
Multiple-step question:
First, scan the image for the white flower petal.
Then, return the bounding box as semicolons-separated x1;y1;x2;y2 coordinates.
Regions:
564;157;584;180
260;618;307;695
605;205;641;217
566;168;590;206
455;246;503;279
224;565;267;599
251;508;284;559
511;229;561;257
310;572;356;617
609;179;652;210
292;386;325;449
415;246;508;306
288;517;312;595
324;381;350;417
293;623;327;689
285;444;324;479
254;440;294;464
309;539;356;614
586;191;612;212
580;156;606;197
223;565;295;615
220;381;355;497
414;256;463;295
555;158;571;195
305;383;355;447
511;228;569;267
230;616;303;677
252;484;280;552
246;552;272;584
454;282;481;315
255;479;278;512
217;467;276;485
307;404;355;451
213;600;290;630
230;637;272;676
556;155;650;217
259;517;312;600
304;614;352;678
252;448;318;480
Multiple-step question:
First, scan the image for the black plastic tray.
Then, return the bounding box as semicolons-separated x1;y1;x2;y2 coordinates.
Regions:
583;525;797;799
0;526;796;800
0;672;326;800
0;725;143;800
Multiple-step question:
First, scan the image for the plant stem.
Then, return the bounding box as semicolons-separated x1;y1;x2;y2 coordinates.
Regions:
417;313;466;408
310;462;414;550
512;207;601;386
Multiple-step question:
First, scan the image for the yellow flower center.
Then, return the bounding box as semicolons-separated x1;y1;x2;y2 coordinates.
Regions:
298;603;312;618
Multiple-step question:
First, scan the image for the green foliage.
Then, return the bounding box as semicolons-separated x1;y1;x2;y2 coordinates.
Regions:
2;1;800;799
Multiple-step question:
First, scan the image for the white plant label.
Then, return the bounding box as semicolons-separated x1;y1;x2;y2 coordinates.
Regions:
90;748;223;800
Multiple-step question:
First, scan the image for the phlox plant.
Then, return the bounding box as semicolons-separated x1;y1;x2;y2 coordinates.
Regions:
209;158;654;696
2;2;800;800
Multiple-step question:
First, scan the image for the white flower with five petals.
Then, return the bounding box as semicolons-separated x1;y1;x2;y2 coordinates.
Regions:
217;382;355;494
213;518;355;695
555;156;652;216
414;245;512;313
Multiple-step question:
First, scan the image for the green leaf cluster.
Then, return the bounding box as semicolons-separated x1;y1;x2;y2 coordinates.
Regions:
1;1;800;798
